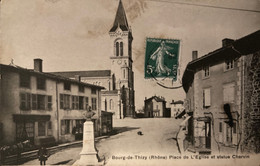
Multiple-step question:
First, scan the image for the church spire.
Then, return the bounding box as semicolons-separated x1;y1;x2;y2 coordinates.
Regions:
109;0;129;32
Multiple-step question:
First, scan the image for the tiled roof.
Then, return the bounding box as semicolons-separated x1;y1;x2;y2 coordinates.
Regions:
171;100;184;104
50;70;111;78
182;30;260;93
109;0;129;32
145;96;166;103
0;64;104;89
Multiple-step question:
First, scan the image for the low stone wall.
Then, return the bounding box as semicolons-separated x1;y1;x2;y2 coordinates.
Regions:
243;52;260;153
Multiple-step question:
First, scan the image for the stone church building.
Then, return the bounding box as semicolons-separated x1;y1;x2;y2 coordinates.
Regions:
51;0;135;119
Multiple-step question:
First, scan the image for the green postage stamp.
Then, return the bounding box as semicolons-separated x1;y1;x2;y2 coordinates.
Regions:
145;38;180;80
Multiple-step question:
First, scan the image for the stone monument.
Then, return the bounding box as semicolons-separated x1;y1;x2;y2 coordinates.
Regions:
73;107;103;166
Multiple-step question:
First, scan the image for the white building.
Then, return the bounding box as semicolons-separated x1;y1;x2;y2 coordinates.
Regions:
170;100;184;118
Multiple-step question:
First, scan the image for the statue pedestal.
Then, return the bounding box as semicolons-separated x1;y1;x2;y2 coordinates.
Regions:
73;121;103;166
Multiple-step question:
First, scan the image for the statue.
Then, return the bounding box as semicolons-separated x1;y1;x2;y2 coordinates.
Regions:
149;41;175;76
74;105;103;165
83;106;95;121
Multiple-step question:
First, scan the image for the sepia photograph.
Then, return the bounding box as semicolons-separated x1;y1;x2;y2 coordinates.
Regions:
0;0;259;165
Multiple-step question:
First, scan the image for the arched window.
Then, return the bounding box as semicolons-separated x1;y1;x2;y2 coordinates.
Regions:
123;69;125;79
120;42;123;56
105;99;107;111
116;42;119;56
110;99;114;110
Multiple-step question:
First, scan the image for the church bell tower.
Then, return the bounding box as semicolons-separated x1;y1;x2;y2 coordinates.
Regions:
109;0;135;118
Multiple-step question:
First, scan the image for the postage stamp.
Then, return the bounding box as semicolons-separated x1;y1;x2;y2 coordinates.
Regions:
144;38;180;80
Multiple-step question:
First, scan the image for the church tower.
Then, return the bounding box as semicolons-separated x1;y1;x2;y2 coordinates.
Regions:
109;0;135;118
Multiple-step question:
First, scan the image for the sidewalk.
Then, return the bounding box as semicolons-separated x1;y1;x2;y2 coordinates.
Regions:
24;146;82;165
21;136;109;165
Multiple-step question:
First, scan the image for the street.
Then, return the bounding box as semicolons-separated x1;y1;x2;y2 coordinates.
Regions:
24;118;183;165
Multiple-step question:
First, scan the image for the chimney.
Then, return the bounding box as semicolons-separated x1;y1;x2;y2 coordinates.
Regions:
34;59;43;72
75;75;81;82
192;51;198;61
222;38;234;47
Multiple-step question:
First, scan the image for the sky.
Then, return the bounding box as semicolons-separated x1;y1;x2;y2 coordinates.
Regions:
1;0;260;110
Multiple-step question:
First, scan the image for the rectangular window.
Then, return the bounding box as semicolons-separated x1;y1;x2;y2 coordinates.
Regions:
19;73;30;88
47;96;52;110
16;123;24;140
60;94;64;109
64;95;70;109
20;93;26;110
219;122;222;132
85;97;89;110
32;94;37;110
225;59;234;71
75;96;79;109
61;120;70;135
233;122;236;134
20;93;31;110
37;95;46;110
203;66;210;78
16;122;35;141
36;77;46;90
72;96;75;109
38;121;46;136
65;120;70;134
48;121;52;129
79;96;84;110
91;88;96;94
61;120;65;135
72;96;79;109
79;85;84;93
203;88;211;108
223;83;235;103
64;82;71;91
25;122;34;138
60;94;71;109
91;98;97;110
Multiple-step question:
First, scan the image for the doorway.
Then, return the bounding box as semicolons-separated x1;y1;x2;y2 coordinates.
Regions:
205;121;211;149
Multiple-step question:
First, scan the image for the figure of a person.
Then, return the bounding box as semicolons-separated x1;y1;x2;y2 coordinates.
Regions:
37;146;49;165
150;41;175;76
83;106;95;121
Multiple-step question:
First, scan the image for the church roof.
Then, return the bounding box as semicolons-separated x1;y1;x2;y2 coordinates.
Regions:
50;70;111;78
101;90;118;94
109;0;129;32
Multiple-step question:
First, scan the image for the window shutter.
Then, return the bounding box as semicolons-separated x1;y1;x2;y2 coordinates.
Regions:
203;88;211;107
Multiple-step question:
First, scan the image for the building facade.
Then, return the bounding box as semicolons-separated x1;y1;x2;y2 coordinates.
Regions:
0;59;104;146
144;96;167;118
182;30;260;154
170;100;184;118
51;0;135;119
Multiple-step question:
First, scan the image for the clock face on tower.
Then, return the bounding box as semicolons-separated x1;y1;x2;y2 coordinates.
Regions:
117;60;122;64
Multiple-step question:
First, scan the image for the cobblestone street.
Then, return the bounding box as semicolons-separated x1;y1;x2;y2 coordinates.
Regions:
24;118;182;165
